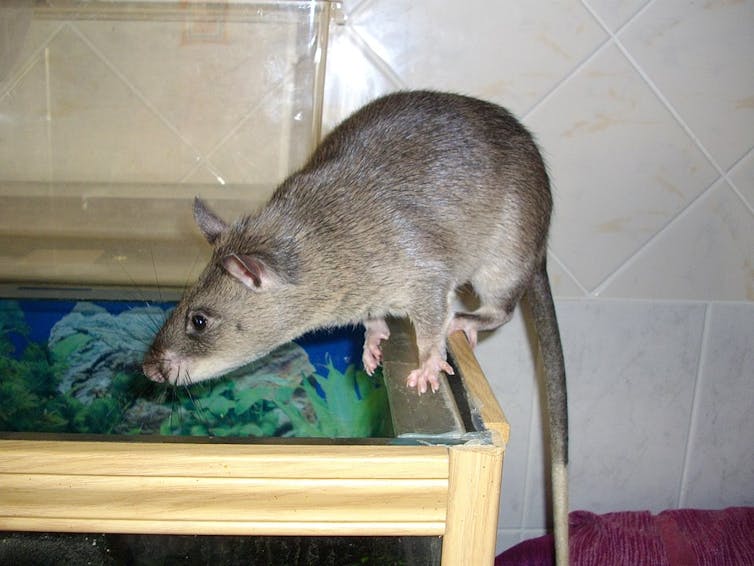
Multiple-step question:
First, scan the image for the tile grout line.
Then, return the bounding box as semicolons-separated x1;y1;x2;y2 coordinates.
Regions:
724;146;754;216
344;0;373;20
336;0;407;90
519;376;541;532
554;296;752;307
521;0;659;294
201;64;298;159
581;0;658;37
44;41;53;186
520;33;612;124
677;302;711;507
180;67;300;184
522;0;658;123
66;23;205;177
611;34;727;180
65;26;307;185
547;247;590;297
344;24;407;91
580;1;740;296
0;22;65;102
591;176;722;296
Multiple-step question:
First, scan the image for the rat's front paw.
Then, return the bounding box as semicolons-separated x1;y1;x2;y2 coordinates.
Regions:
406;356;454;394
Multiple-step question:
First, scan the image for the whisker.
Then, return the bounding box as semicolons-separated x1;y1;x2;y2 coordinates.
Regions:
155;381;169;405
183;250;202;294
125;303;165;337
113;254;152;305
110;250;170;332
115;371;154;436
168;384;179;434
150;245;164;304
181;370;209;431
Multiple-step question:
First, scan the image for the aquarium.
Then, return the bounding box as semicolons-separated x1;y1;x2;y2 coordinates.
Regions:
0;1;508;564
0;298;392;439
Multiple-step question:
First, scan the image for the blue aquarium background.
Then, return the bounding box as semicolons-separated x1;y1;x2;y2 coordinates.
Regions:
0;299;391;438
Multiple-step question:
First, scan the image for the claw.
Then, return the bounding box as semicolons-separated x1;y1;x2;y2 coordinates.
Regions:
406;356;454;394
362;344;382;375
362;319;390;375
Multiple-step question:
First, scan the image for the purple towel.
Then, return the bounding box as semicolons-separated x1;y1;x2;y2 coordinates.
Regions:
496;507;754;566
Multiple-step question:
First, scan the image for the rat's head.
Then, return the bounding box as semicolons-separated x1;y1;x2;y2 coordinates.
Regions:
142;198;304;386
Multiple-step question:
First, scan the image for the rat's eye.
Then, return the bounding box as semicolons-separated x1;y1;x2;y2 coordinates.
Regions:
188;312;209;333
192;314;207;330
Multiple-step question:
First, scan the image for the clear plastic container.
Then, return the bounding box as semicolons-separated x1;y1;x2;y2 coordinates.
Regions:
0;0;332;293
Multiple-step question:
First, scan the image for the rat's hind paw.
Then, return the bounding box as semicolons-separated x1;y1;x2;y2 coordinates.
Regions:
362;318;390;375
448;315;480;347
362;342;383;375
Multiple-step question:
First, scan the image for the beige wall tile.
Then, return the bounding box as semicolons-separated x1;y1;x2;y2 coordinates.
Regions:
547;254;586;298
0;19;64;182
0;14;60;88
682;302;754;508
0;43;50;181
601;181;754;300
203;80;304;189
560;300;705;515
74;17;302;158
322;24;402;132
527;44;718;292
45;25;200;183
620;0;754;170
344;0;607;116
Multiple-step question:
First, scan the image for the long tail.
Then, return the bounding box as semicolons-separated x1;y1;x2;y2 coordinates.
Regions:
527;258;569;565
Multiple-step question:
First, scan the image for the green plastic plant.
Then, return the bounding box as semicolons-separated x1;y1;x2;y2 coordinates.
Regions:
279;360;391;438
1;300;392;439
159;361;391;439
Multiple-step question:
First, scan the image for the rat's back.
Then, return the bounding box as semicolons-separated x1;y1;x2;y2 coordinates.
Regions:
273;90;552;288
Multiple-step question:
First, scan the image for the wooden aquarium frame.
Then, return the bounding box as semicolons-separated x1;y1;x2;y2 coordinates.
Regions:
0;330;509;565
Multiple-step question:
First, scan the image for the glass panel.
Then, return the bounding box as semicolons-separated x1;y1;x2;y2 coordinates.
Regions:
0;0;330;289
0;1;404;441
0;532;443;565
0;297;392;438
0;1;475;445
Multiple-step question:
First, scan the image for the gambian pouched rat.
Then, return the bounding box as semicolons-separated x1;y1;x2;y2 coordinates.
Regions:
142;90;569;565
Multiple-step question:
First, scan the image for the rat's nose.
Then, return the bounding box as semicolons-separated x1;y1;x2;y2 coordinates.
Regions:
142;360;166;383
142;348;184;384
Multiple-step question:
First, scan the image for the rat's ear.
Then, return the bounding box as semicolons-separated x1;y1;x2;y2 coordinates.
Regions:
193;197;228;245
222;253;282;291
